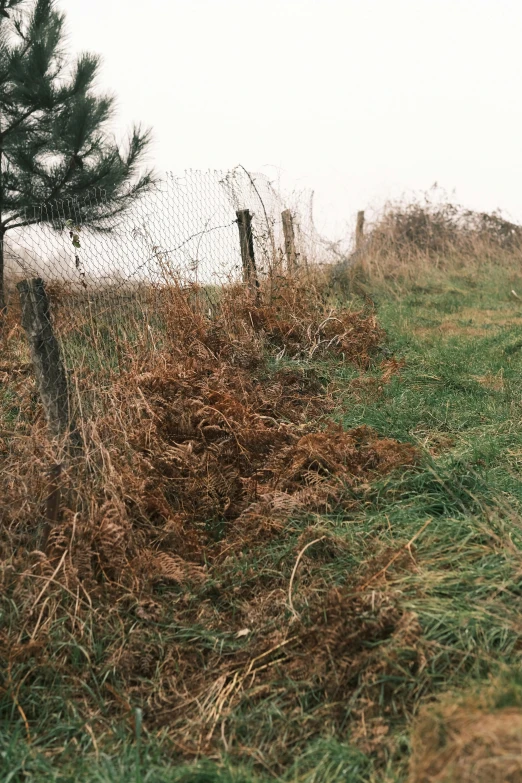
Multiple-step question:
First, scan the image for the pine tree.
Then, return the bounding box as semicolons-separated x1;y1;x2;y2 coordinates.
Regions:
0;0;154;317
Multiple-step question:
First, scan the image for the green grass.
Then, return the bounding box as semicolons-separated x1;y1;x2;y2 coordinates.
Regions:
2;265;522;782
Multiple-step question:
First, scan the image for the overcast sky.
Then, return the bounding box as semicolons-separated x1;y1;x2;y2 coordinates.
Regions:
61;0;522;237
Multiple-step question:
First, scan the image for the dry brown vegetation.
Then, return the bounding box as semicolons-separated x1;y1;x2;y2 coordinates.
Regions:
355;194;522;280
3;201;522;780
0;272;421;768
409;677;522;783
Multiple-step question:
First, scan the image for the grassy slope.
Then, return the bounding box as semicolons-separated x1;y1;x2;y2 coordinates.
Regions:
2;266;522;782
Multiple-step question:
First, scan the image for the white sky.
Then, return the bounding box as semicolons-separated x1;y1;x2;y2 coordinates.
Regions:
61;0;522;238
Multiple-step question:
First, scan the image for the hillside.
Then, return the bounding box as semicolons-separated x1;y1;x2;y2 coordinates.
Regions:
2;207;522;781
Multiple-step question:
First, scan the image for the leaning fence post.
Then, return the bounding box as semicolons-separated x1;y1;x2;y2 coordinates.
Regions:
17;278;77;441
236;209;260;294
356;210;365;251
17;278;80;550
281;209;298;273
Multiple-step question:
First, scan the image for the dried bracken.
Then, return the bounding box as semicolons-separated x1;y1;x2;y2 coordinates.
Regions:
0;273;418;765
350;193;522;280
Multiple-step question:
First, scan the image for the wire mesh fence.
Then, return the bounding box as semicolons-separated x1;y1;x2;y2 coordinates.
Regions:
5;167;339;292
3;167;349;436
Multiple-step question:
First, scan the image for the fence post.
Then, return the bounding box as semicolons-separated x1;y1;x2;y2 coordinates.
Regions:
236;209;260;294
41;461;63;553
356;210;365;251
281;209;298;273
17;278;76;440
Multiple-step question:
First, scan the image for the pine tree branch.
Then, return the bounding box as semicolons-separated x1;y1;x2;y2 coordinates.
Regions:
0;0;155;256
4;218;36;229
0;107;40;139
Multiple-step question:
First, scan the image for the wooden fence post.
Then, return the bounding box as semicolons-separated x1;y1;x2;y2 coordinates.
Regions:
17;278;76;440
17;277;81;550
41;461;63;553
281;209;298;273
356;210;365;251
236;209;260;294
